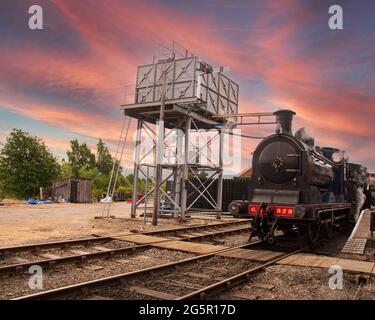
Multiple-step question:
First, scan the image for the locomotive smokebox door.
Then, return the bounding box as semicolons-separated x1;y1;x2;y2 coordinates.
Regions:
259;140;300;184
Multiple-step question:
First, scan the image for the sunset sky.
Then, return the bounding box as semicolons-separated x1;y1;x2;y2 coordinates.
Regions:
0;0;374;172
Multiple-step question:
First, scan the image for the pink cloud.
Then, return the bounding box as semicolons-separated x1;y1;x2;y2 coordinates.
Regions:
0;0;374;171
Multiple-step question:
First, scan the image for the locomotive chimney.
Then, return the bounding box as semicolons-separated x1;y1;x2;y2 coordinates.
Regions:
273;109;296;135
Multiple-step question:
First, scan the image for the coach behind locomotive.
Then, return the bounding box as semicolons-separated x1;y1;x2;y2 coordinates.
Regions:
229;110;363;246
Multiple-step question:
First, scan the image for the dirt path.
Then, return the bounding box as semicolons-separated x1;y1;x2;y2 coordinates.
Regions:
0;203;128;246
0;202;229;247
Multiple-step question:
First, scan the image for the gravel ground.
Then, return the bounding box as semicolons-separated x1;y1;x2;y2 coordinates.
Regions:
76;256;260;300
220;265;375;300
0;248;196;299
216;233;250;247
363;240;375;262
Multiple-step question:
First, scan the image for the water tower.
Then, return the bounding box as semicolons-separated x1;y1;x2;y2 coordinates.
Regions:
122;44;239;224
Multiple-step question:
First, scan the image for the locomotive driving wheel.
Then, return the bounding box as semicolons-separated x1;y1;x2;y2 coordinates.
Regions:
322;222;334;239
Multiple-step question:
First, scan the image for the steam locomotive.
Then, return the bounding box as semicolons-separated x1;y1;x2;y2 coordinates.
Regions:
229;110;369;246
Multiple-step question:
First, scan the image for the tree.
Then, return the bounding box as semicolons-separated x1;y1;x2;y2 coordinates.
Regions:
96;139;113;175
59;159;73;178
67;139;95;177
0;129;60;199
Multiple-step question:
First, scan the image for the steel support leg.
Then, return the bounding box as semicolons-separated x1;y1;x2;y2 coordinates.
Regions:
216;129;224;219
131;119;142;219
173;127;183;218
180;117;191;220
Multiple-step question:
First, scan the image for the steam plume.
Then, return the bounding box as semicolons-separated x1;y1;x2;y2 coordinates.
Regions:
295;127;314;147
352;166;368;221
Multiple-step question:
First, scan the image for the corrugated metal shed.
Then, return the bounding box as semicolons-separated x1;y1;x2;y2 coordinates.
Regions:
52;177;92;203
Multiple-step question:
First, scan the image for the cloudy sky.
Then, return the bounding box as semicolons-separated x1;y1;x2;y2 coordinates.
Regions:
0;0;374;172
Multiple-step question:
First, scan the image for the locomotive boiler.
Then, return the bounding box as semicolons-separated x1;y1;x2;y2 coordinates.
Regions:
229;110;365;246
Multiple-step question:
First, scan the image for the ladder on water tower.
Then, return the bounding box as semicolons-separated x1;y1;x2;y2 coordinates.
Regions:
101;115;132;218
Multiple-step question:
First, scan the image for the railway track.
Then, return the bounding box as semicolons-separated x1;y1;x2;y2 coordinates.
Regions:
0;221;250;276
0;220;248;256
12;242;261;300
12;242;308;300
3;219;372;300
176;247;307;300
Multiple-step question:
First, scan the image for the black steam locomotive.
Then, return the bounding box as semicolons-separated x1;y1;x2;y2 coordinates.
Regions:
229;110;369;246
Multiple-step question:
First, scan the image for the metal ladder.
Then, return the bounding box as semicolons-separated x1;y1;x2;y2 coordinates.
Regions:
101;115;132;218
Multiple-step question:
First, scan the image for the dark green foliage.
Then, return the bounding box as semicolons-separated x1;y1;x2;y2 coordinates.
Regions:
0;129;60;199
59;159;73;178
96;139;114;176
67;139;96;176
0;131;148;201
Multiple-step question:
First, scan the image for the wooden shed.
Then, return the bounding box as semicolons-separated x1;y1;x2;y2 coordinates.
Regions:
52;177;92;203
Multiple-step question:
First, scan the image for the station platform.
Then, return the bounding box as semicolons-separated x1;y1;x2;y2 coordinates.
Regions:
342;209;374;255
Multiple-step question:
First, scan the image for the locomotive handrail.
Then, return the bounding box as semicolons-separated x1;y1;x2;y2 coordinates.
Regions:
288;136;339;168
293;137;338;167
308;149;338;167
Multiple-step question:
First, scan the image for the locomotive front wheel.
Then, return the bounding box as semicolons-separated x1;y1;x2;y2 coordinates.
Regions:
304;223;321;246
